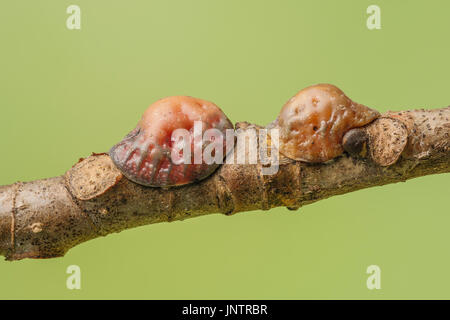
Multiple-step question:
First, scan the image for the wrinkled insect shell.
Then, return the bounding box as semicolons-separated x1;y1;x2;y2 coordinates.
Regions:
342;128;369;157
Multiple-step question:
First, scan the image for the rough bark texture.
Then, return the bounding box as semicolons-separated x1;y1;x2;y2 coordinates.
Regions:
0;108;449;261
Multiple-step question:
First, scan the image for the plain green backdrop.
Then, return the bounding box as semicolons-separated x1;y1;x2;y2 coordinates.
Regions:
0;0;449;299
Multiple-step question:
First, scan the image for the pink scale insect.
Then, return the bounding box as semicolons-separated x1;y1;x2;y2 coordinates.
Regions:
109;96;234;187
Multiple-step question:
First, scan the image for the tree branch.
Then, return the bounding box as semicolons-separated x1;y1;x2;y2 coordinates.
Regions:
0;107;448;261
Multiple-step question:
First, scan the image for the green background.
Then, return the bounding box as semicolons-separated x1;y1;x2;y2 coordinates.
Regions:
0;0;449;299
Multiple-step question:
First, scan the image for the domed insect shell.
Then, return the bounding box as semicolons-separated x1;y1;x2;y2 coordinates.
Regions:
109;96;234;187
274;84;380;163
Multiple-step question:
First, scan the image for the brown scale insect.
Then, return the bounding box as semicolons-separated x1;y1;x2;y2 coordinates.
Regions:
274;84;380;162
109;96;233;187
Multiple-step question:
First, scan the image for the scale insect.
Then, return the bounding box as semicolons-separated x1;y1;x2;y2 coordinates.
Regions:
109;96;233;187
273;84;380;162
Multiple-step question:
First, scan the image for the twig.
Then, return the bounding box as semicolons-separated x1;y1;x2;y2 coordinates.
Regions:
0;108;448;261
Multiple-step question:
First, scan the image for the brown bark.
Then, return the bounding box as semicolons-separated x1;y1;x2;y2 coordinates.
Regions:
0;107;449;261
